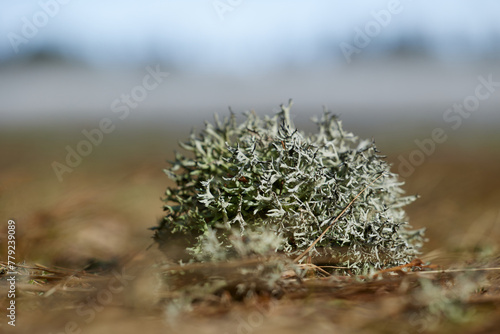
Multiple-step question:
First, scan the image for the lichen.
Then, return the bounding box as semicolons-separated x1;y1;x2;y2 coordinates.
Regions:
154;101;425;273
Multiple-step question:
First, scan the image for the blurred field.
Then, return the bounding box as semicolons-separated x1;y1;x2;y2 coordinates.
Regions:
1;122;500;334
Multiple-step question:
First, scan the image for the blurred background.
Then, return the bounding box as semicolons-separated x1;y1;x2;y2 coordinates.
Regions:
1;0;500;267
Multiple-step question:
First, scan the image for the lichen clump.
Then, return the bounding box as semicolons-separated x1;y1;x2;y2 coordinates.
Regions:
155;102;425;273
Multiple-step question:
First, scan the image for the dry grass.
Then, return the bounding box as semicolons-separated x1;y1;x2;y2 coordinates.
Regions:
1;125;500;333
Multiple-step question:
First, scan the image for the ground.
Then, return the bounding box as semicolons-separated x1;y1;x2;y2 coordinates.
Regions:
1;123;499;334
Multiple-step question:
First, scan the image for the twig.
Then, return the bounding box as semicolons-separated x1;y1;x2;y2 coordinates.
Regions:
407;267;500;275
293;173;385;263
297;263;332;277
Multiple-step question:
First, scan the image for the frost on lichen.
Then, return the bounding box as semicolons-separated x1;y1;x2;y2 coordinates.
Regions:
154;101;425;273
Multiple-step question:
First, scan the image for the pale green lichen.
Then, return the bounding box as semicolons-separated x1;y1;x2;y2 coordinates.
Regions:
154;101;425;273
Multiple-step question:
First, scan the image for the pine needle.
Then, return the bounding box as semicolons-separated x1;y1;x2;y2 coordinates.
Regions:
294;173;385;263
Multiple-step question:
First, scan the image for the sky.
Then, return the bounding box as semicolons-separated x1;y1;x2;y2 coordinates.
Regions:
1;0;500;72
0;1;500;125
